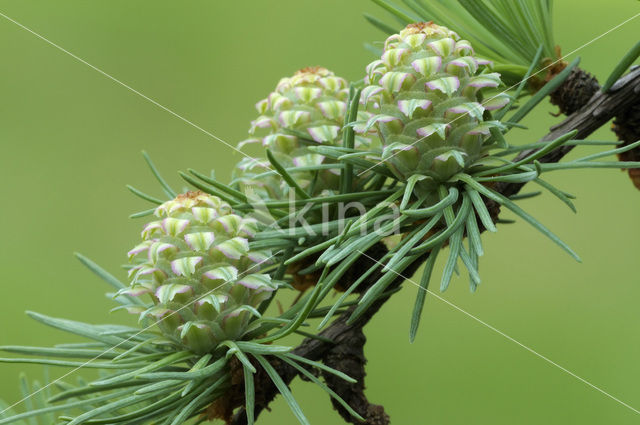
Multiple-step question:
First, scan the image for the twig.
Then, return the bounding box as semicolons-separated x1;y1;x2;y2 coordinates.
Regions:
499;65;640;197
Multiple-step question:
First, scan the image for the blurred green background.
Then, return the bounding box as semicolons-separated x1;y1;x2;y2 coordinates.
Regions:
1;0;639;423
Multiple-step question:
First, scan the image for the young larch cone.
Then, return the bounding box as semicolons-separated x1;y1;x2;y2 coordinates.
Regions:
124;191;277;354
234;67;371;199
359;22;510;185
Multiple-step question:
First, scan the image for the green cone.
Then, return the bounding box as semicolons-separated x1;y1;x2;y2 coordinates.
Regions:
234;66;370;199
125;191;277;354
359;22;510;186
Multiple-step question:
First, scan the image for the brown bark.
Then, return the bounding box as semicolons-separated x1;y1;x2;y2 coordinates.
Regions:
499;65;640;197
550;67;600;115
612;69;640;190
551;65;640;190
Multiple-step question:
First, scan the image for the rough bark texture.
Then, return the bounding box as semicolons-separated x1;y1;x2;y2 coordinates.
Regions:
229;66;640;425
551;65;640;191
320;327;389;425
612;67;640;190
499;65;640;197
550;67;600;115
